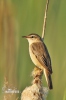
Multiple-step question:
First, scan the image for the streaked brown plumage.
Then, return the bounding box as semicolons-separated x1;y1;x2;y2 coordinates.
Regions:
22;33;53;89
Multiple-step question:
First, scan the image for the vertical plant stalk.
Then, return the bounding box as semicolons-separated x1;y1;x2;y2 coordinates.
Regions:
42;0;49;39
21;0;50;100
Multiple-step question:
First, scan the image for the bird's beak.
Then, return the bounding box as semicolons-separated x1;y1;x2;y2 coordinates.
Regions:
22;36;29;38
22;36;27;38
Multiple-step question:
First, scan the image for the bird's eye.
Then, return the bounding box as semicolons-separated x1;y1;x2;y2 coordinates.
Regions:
31;36;34;38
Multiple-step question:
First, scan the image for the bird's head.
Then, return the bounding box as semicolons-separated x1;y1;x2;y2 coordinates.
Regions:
22;33;42;45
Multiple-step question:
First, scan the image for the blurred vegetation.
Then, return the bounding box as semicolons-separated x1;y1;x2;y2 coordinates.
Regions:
0;0;66;100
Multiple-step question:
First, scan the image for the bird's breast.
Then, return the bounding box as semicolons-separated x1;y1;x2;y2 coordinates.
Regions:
29;46;42;69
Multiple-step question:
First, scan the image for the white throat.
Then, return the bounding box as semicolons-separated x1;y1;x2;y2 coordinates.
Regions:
27;38;41;46
27;39;37;45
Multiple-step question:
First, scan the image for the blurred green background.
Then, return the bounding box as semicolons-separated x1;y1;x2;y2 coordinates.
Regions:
0;0;66;100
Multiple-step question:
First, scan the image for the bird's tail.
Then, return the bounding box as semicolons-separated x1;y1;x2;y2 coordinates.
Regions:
44;69;53;89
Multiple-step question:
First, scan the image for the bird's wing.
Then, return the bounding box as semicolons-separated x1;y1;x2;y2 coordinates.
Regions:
31;42;52;74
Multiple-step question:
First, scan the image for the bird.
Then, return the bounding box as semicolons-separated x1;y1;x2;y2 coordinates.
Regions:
22;33;53;89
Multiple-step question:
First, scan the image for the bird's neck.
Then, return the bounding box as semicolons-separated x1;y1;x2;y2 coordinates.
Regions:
28;41;42;46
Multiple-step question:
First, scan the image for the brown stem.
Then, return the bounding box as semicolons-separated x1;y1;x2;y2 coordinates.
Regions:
42;0;49;39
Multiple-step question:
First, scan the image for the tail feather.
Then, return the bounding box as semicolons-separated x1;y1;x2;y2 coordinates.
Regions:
44;69;53;89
